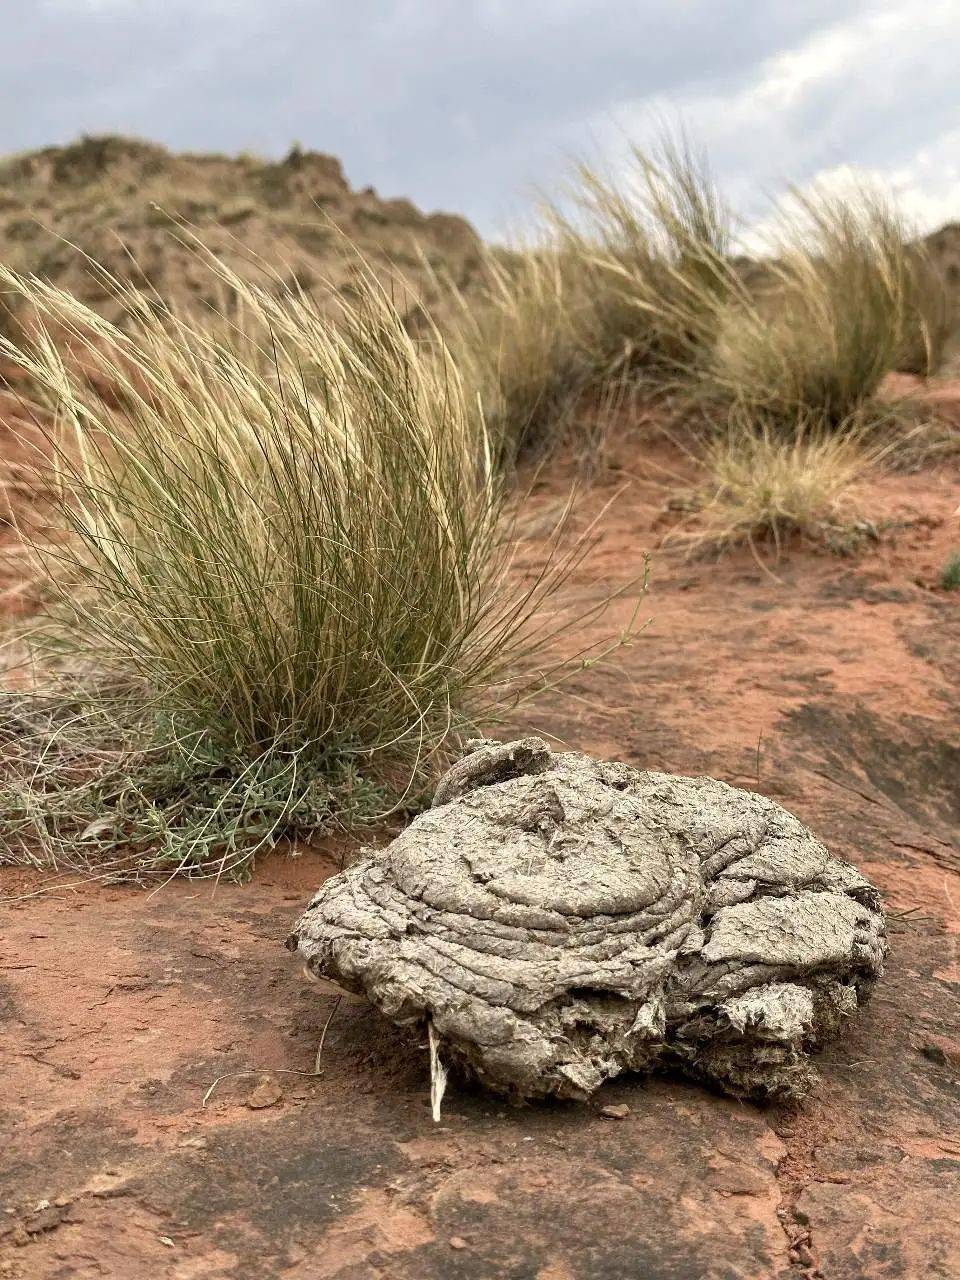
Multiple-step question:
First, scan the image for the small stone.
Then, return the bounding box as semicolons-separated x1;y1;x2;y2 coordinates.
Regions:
246;1077;283;1109
793;1242;816;1267
90;1182;127;1199
600;1104;631;1119
23;1205;65;1236
449;1236;468;1250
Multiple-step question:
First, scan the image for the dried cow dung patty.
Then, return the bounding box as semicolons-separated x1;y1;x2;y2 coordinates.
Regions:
288;738;886;1101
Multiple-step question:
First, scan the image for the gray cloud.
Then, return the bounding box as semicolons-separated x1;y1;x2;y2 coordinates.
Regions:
6;1;957;234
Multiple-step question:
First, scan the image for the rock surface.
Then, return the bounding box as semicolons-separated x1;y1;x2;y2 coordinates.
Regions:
288;738;886;1101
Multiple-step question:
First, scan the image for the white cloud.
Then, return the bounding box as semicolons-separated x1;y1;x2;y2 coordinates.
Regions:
600;0;960;236
866;132;960;232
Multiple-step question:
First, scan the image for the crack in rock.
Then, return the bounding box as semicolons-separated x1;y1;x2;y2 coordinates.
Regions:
288;739;886;1102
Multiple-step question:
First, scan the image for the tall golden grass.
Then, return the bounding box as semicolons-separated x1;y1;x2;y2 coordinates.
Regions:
0;255;633;877
545;137;737;384
445;245;586;459
702;192;924;427
452;141;949;546
461;141;949;454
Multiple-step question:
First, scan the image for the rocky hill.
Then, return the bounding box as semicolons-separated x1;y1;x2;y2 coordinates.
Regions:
0;135;482;328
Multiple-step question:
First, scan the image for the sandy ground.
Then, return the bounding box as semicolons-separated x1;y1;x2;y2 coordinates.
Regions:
1;417;959;1279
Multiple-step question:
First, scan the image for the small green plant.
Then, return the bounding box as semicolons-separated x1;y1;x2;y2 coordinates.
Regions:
0;686;390;882
0;251;634;879
939;552;960;591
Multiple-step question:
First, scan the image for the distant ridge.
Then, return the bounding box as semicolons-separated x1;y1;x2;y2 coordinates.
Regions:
0;134;482;326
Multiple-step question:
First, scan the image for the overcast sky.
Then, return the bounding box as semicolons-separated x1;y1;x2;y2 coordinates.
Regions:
6;1;960;237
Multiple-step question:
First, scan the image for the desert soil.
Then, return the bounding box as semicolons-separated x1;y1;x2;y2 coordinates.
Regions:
1;420;959;1279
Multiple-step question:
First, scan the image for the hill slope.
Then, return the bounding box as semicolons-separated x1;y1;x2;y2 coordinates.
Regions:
0;135;481;326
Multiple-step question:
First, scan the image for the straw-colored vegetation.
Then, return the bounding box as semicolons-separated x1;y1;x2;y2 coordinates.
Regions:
546;138;736;385
0;257;629;879
453;139;950;544
453;141;738;459
467;159;945;450
701;193;925;429
447;245;586;459
0;132;953;877
681;416;880;553
895;245;953;377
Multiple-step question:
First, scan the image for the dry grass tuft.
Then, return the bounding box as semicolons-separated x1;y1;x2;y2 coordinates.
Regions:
449;137;739;462
0;252;636;878
896;245;953;376
702;190;937;430
678;416;880;554
545;136;737;386
452;145;947;471
456;149;950;470
445;245;587;460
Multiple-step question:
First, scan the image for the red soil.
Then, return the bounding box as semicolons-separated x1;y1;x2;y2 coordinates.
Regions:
2;408;959;1278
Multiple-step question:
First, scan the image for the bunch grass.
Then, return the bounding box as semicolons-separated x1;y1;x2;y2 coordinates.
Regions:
545;135;739;385
702;190;939;430
676;412;882;555
0;252;634;879
444;245;587;461
442;137;740;464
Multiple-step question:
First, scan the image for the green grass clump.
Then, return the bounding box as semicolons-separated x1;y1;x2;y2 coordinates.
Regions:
0;687;388;881
939;552;960;591
0;253;628;880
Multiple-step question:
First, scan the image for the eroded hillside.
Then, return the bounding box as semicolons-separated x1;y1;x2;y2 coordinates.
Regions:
0;135;481;325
